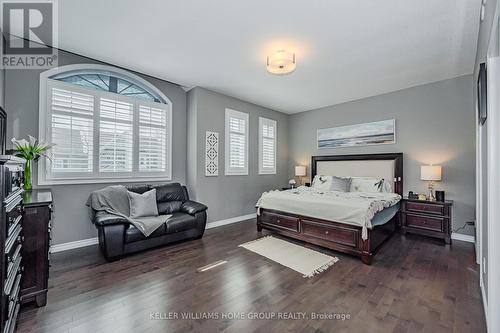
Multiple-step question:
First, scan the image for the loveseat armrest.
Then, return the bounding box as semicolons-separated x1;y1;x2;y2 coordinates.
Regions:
93;211;130;227
180;200;207;215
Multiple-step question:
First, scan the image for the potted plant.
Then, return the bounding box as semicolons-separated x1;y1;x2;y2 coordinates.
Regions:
11;136;53;191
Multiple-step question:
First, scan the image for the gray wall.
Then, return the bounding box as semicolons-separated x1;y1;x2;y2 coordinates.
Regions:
187;87;289;223
288;75;476;236
5;50;187;245
186;88;198;198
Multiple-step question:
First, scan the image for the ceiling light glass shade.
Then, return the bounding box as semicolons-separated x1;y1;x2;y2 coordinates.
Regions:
266;50;296;75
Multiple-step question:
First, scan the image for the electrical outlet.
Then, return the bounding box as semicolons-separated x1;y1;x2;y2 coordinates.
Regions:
483;257;487;274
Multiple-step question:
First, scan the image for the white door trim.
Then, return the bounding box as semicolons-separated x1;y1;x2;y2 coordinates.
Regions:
486;53;500;333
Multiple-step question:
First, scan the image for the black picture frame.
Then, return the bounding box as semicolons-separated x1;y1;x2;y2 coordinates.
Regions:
478;62;487;125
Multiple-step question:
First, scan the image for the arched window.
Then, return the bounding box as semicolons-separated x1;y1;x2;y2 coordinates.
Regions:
38;64;172;185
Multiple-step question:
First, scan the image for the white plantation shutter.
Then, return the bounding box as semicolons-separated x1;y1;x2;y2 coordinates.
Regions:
225;109;249;175
40;78;172;184
49;86;94;174
99;98;134;172
259;117;277;174
138;104;168;172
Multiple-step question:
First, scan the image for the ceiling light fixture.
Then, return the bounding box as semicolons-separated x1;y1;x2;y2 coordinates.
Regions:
266;50;296;75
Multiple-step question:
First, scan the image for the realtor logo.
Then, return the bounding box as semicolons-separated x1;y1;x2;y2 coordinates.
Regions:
1;0;58;68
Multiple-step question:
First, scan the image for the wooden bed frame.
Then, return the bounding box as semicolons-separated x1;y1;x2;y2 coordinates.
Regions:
257;153;403;264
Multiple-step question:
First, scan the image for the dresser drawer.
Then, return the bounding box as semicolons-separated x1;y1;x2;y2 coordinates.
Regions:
406;214;443;232
405;202;444;215
302;220;359;247
260;211;299;232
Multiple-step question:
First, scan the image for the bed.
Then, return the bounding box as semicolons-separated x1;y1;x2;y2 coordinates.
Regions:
256;153;403;264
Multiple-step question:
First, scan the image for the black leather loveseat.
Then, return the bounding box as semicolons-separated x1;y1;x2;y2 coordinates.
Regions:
91;183;207;261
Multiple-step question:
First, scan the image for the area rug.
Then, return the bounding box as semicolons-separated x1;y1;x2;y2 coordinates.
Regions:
239;236;339;278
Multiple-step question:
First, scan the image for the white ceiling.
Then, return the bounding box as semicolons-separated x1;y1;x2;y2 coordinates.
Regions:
58;0;481;114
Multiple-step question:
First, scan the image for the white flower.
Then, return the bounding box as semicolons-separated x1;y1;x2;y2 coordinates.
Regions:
11;138;29;148
28;135;37;146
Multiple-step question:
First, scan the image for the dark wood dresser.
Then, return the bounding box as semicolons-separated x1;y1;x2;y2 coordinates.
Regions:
0;156;25;333
401;197;453;244
20;190;52;307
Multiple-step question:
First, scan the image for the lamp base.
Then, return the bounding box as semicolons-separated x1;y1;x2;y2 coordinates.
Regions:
427;181;436;201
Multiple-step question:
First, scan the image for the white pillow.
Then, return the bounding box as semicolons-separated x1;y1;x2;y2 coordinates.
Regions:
330;176;352;192
350;177;392;193
127;188;159;218
311;175;334;191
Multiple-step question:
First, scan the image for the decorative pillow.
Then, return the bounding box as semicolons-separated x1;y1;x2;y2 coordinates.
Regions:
349;177;388;193
330;176;352;192
128;188;159;218
312;175;334;191
382;180;393;193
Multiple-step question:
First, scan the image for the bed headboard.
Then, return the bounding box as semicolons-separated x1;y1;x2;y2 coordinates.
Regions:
311;153;403;195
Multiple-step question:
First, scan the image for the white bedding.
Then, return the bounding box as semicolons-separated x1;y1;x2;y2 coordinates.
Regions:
256;186;401;240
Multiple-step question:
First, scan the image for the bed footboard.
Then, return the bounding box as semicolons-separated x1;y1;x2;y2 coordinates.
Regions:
257;208;398;265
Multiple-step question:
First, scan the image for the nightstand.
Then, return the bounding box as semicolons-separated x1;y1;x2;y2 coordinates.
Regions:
401;197;453;244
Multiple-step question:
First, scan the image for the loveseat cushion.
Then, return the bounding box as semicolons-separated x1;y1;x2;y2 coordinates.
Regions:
153;183;187;203
180;201;208;215
157;200;183;215
165;212;197;233
125;221;167;243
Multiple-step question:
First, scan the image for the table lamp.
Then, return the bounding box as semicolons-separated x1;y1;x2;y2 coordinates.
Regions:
421;165;442;201
295;165;306;186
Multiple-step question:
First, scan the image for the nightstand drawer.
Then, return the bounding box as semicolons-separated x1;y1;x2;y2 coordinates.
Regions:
260;211;299;232
406;214;443;232
405;202;444;215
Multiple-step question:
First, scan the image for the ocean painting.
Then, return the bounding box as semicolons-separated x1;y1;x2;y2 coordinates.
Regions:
317;119;395;149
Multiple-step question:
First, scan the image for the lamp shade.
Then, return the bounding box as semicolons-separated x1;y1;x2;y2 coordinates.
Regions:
295;165;306;177
421;165;442;181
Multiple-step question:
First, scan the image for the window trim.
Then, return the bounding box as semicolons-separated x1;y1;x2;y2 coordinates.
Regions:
258;117;277;175
224;108;249;176
38;64;173;185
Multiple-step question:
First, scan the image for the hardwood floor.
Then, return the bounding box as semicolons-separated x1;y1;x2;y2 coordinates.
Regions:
17;220;485;333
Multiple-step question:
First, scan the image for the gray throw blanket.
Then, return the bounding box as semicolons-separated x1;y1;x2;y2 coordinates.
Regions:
86;185;171;237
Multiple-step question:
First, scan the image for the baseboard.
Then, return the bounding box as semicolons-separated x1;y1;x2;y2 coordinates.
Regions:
50;214;256;253
50;237;98;253
451;233;475;243
206;213;257;230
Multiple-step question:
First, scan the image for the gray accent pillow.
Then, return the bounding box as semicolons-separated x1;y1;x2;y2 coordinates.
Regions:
331;176;352;192
127;188;159;218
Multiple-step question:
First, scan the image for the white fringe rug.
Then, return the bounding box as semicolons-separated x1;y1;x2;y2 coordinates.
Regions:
239;236;339;278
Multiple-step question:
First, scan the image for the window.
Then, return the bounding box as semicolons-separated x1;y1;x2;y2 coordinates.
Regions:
225;108;249;175
258;117;277;174
38;65;172;185
53;72;162;102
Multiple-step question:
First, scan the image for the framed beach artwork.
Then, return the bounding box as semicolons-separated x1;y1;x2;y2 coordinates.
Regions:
317;119;396;149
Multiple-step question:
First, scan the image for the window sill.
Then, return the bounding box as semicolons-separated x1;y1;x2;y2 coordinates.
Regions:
258;170;277;175
224;172;248;176
38;176;173;186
